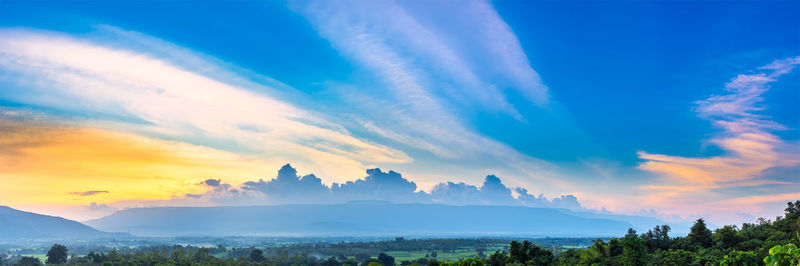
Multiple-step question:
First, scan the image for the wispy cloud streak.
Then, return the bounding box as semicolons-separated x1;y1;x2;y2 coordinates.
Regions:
637;56;800;221
292;0;566;191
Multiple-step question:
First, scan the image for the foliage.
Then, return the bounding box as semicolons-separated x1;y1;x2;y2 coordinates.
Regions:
764;244;800;266
720;250;759;266
16;256;42;266
45;244;68;264
763;212;800;266
688;218;713;249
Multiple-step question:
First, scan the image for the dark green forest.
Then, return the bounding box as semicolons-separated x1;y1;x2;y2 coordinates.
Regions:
2;201;799;266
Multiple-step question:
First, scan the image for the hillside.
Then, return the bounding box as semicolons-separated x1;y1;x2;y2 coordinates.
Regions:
0;206;119;241
86;202;639;237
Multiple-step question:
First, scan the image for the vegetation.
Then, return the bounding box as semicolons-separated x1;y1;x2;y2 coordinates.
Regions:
0;200;797;265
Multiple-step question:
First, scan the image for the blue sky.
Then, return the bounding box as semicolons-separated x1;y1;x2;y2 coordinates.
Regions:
0;0;798;224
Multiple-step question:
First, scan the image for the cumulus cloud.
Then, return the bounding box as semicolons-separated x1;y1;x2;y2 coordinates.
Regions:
241;164;329;203
175;163;584;212
332;168;429;203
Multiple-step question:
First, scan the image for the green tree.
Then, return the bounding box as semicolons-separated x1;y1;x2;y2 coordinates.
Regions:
18;256;43;266
720;250;759;266
193;247;211;262
642;225;672;252
786;200;800;220
356;253;372;262
526;244;554;266
361;258;382;266
555;249;580;266
487;251;507;266
688;218;713;248
322;256;341;266
378;253;395;266
713;225;743;250
453;256;485;266
608;238;623;257
45;244;68;264
620;235;647;266
249;249;265;262
649;249;694;265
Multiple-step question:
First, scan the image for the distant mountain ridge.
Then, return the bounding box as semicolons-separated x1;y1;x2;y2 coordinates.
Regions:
0;206;121;241
86;202;656;237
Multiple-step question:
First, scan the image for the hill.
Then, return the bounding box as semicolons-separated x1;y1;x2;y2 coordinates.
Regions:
86;202;639;237
0;206;120;241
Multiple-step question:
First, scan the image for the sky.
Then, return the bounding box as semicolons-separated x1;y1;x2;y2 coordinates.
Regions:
0;0;798;225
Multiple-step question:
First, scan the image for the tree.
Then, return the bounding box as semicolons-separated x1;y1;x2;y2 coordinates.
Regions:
361;258;382;266
487;251;507;266
18;256;42;266
249;249;265;262
608;238;623;257
688;218;713;248
46;244;68;264
786;200;800;219
642;225;671;251
713;225;742;250
625;228;637;237
579;239;608;265
526;244;554;266
377;253;395;266
193;247;211;262
555;249;580;266
508;240;528;263
355;253;372;262
87;252;105;263
720;250;759;266
322;257;341;266
650;249;694;265
620;235;646;266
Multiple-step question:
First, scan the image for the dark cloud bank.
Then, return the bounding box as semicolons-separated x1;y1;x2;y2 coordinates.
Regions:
197;164;582;211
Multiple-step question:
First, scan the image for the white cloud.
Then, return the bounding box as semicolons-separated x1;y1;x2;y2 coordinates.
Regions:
0;28;411;180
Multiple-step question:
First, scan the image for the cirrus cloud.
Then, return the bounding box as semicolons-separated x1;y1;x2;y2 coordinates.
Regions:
637;56;800;222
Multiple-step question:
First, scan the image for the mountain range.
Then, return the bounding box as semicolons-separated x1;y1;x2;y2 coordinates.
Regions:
1;202;686;240
84;201;681;237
